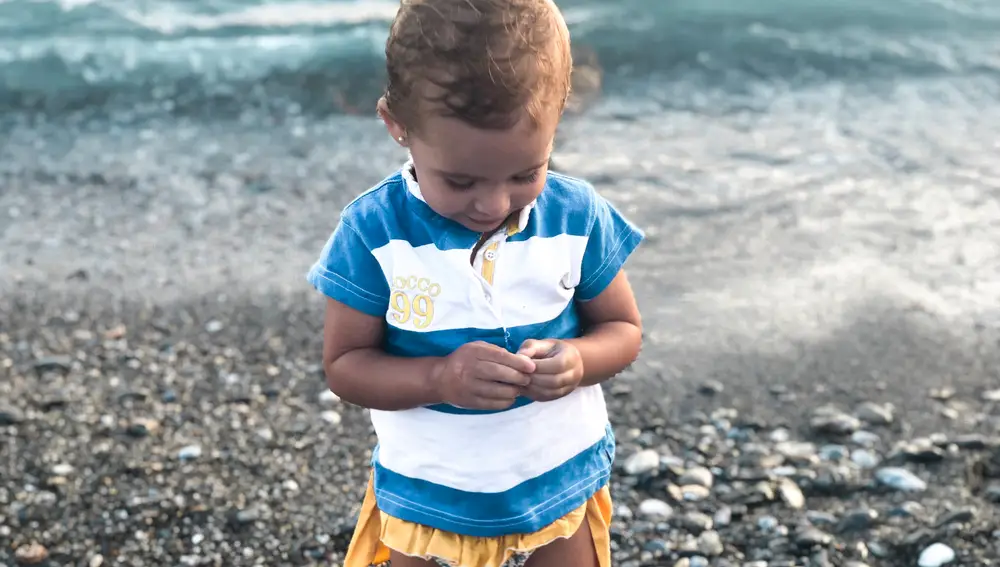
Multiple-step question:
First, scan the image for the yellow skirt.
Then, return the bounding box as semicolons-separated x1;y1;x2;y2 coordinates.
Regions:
342;473;613;567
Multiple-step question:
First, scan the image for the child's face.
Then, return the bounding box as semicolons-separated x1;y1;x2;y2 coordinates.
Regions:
396;111;557;233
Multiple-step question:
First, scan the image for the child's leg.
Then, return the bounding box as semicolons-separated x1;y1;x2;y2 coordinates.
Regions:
523;520;599;567
389;551;442;567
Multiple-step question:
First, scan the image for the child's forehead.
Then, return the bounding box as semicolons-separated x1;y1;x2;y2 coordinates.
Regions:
415;113;555;175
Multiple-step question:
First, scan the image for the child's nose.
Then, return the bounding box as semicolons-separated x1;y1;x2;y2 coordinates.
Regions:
474;190;511;217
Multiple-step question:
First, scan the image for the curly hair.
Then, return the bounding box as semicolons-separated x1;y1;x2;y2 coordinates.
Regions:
382;0;572;131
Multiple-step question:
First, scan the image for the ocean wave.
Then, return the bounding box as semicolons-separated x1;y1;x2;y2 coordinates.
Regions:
0;0;997;118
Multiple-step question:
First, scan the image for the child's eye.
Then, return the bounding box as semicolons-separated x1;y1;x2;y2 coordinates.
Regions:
512;171;540;184
444;177;475;190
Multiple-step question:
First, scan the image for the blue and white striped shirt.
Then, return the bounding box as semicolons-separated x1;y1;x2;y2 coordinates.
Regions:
307;163;644;536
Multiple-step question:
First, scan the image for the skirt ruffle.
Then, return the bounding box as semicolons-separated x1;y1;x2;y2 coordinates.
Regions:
342;473;612;567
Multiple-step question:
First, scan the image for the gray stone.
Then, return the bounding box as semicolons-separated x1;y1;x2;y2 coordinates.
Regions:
933;507;975;528
623;449;660;476
757;516;779;532
810;406;862;435
713;506;733;528
850;449;880;469
918;543;955;567
678;466;714;488
777;478;805;509
850;430;881;447
854;402;894;426
806;510;838;527
795;527;834;549
677;511;714;534
696;530;724;557
0;406;25;426
638;499;672;520
837;508;878;533
875;467;927;491
775;441;818;464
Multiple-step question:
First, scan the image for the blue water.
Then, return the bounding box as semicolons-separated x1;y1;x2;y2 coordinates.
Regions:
1;0;999;338
1;0;998;119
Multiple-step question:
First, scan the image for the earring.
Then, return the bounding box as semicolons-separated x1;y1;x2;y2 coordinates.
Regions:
397;136;405;142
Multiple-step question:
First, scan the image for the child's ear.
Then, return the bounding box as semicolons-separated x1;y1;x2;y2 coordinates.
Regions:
377;97;408;147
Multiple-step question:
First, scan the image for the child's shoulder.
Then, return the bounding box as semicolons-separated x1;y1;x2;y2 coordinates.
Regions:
531;170;604;237
338;170;409;230
541;170;600;206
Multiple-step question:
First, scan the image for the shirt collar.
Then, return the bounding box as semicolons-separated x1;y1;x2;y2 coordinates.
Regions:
401;158;535;235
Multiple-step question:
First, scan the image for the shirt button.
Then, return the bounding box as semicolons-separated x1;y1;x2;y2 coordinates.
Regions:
484;250;497;261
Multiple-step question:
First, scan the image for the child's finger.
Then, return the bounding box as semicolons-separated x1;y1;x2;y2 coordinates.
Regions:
526;371;575;391
523;382;574;403
472;379;522;401
517;339;556;359
478;360;532;387
530;353;569;375
477;344;537;374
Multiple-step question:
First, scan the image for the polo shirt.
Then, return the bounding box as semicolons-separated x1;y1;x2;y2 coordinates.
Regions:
307;163;644;536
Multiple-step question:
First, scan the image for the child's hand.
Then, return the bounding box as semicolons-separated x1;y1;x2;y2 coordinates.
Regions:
432;341;536;411
516;339;584;402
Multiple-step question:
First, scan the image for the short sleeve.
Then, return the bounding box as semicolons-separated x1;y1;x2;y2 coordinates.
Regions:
306;220;390;317
576;193;645;301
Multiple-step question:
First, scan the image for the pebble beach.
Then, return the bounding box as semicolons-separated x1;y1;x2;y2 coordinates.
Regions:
3;0;1000;564
2;118;1000;566
3;283;1000;567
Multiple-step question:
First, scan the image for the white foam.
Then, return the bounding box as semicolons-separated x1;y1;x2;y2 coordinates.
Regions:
120;1;399;34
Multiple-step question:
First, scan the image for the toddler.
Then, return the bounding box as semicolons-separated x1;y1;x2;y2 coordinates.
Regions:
307;0;644;565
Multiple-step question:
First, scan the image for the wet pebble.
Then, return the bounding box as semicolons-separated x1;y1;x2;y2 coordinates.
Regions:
671;483;711;502
713;506;732;527
818;444;849;461
837;508;878;533
900;442;946;464
638;499;673;520
696;530;724;557
806;510;839;528
698;380;724;396
810;406;861;435
777;478;805;509
875;467;926;491
677;511;714;534
918;543;956;567
14;542;49;565
775;441;817;463
677;466;714;488
929;387;954;401
887;501;924;518
757;515;780;532
318;390;340;404
0;406;25;426
624;449;660;475
126;418;159;438
795;527;834;549
850;430;881;447
933;507;975;528
850;448;880;469
178;444;202;460
854;402;894;426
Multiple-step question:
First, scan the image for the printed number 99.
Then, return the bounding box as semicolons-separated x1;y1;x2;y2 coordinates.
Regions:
391;291;434;329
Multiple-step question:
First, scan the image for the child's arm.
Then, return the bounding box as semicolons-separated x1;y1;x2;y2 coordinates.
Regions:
322;297;441;410
567;270;642;387
516;271;640;400
323;298;536;411
517;184;644;401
